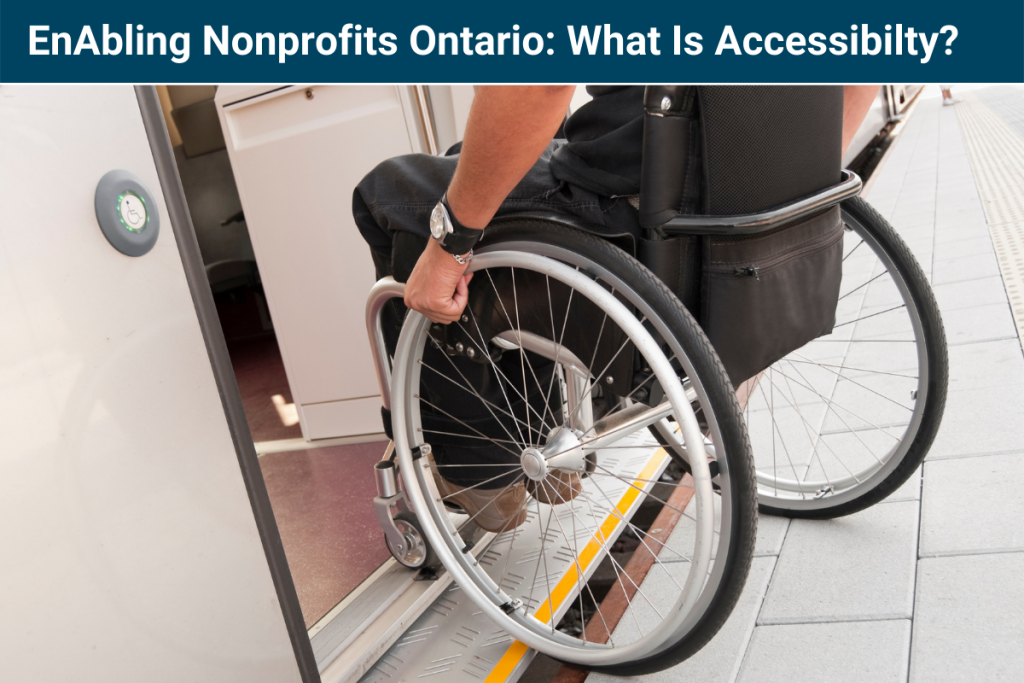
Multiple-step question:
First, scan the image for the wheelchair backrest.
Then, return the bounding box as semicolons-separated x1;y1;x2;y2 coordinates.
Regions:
697;86;844;215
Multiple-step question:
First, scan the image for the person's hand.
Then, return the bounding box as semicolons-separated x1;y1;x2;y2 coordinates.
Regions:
404;238;474;324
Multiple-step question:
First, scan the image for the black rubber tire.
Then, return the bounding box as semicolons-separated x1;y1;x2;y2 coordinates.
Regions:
758;196;949;519
386;511;438;569
481;219;758;676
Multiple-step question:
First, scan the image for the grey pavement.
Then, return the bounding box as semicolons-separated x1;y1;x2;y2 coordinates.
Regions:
588;86;1024;683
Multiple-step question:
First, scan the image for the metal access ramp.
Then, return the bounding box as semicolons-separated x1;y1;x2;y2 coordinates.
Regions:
316;435;672;683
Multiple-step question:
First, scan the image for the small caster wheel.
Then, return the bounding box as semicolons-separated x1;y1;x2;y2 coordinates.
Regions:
386;511;437;569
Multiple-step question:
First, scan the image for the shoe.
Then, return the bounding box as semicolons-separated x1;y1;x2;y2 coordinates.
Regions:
527;470;583;506
943;97;963;106
432;470;528;533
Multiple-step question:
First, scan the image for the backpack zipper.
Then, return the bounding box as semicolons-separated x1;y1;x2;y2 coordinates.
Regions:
714;223;843;280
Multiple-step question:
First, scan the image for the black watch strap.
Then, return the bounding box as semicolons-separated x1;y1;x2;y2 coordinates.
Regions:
438;193;484;255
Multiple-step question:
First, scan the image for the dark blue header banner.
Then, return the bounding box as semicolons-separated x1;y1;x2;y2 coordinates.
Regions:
2;0;1021;83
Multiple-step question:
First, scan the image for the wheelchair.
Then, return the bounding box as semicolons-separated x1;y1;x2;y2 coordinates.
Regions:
364;86;947;675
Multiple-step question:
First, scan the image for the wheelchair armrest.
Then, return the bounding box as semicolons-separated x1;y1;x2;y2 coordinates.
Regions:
656;170;862;236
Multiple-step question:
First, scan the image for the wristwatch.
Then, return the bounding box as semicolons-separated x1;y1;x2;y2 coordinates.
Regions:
429;193;483;262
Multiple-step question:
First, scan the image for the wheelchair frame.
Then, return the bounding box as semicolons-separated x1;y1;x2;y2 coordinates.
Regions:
360;84;947;671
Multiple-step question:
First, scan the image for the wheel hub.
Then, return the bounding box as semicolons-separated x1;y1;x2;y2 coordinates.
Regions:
540;427;586;474
520;447;547;481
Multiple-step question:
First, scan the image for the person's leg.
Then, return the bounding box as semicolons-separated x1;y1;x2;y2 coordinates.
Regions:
354;143;637;524
940;86;961;106
842;85;881;155
353;141;641;282
352;152;458;280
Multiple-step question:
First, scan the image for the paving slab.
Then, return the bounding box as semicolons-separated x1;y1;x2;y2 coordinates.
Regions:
945;337;1024;392
935;196;983;216
587;557;776;683
932;234;994;262
931;251;1002;285
939;301;1019;345
920;453;1024;557
737;619;911;683
758;501;918;624
927;383;1024;459
889;210;935;231
933;275;1008;312
934;203;988;224
752;514;790;558
932;221;990;245
911;553;1024;682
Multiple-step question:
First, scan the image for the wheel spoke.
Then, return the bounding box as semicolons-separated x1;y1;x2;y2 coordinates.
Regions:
833;304;907;329
457;309;559;437
456;471;528;529
549;482;667;627
414;394;522;458
437;467;526;502
461;310;529;445
771;366;842;488
419;359;546;443
760;366;851;487
567;477;697;564
837;270;888;301
779;359;886;470
583;476;680;603
511;269;534;447
573;488;648;639
770;364;902;443
423;350;530;447
565;318;646;427
842;238;865;261
582;469;695;490
758;375;805;496
420;429;522;447
587;461;698;521
783;358;918;380
433;462;521;468
536;478;596;638
507;267;543;446
789;352;915;412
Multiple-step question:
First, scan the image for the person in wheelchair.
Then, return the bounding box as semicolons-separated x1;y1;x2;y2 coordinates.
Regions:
354;85;879;532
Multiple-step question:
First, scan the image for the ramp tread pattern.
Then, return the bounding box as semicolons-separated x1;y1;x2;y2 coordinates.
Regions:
356;437;671;683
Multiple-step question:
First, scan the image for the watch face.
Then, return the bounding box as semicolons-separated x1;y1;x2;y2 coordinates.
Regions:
429;203;448;241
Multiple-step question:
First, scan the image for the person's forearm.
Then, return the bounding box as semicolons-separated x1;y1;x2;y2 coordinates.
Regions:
446;86;576;229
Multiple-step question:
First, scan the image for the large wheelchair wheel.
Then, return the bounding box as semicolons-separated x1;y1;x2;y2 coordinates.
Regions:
389;221;756;674
746;196;948;518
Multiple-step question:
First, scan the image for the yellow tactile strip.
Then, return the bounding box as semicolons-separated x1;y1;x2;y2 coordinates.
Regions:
955;94;1024;341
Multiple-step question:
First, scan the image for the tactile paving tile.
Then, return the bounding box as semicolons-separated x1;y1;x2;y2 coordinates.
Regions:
955;94;1024;340
356;436;670;683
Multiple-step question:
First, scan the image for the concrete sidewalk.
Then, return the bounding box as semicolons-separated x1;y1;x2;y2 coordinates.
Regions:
588;85;1024;683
